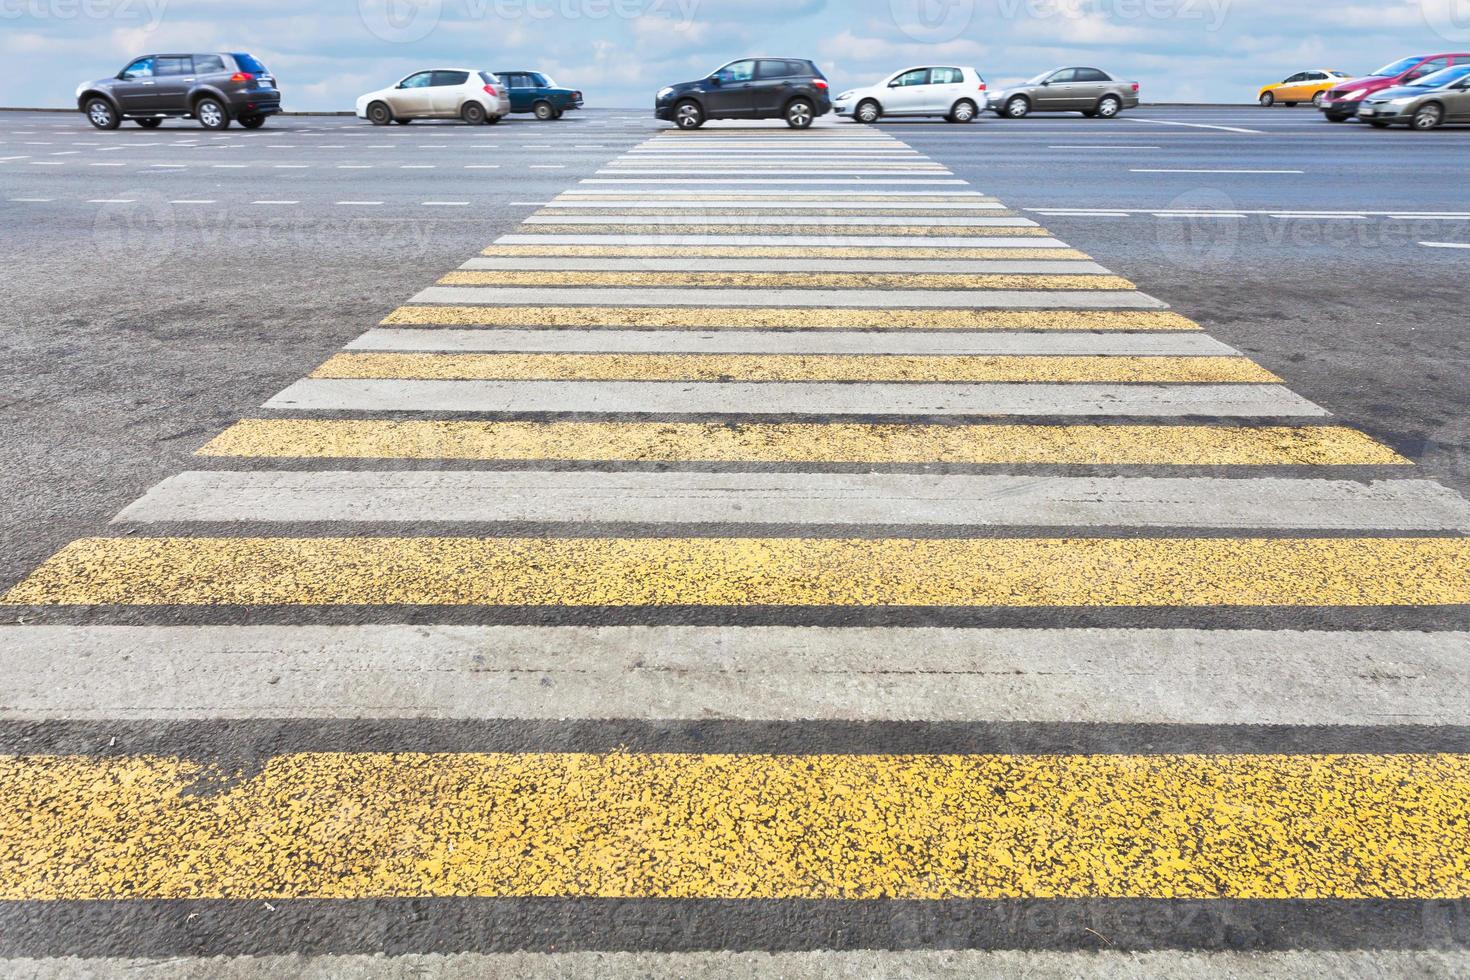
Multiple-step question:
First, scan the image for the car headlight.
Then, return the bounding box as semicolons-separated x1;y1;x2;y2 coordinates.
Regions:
836;90;854;100
1347;88;1367;100
656;86;674;101
1388;97;1415;105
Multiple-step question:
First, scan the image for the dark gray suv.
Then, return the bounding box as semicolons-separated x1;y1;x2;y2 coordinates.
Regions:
76;53;281;130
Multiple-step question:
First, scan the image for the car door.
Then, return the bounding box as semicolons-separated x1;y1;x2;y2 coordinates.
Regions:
113;56;156;113
1035;68;1078;109
883;68;930;114
1276;72;1307;101
751;60;799;116
149;56;193;113
387;71;434;117
1446;77;1470;121
705;59;757;117
927;67;964;113
430;70;469;115
503;73;532;112
1071;68;1112;107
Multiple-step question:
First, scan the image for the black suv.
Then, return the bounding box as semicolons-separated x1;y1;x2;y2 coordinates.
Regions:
77;53;280;130
655;58;831;129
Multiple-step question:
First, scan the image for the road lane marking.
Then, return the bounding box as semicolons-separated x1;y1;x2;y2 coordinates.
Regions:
437;270;1132;290
523;215;1038;227
381;306;1195;330
407;286;1166;309
1124;118;1266;134
1131;169;1304;174
310;352;1278;384
495;234;1066;247
199;420;1396;465
2;751;1469;899
262;378;1322;416
461;256;1104;273
1421;242;1470;250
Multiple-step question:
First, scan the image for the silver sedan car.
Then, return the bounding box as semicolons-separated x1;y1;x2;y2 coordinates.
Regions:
989;67;1140;119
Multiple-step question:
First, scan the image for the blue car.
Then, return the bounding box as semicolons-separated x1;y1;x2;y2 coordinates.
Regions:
494;71;583;119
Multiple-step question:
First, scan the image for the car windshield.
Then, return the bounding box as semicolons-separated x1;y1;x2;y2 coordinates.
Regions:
1370;56;1423;77
1408;64;1470;87
231;53;268;74
1025;70;1056;84
531;72;554;87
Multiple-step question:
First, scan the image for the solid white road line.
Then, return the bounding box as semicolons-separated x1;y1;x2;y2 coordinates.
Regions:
494;233;1071;248
1421;241;1470;249
539;200;1007;210
1124;118;1266;134
1131;168;1304;174
264;379;1324;417
580;179;969;185
458;257;1107;273
522;214;1037;227
407;286;1163;309
3;625;1467;725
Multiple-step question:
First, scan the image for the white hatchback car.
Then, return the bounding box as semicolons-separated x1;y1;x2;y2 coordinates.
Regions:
356;68;511;125
834;65;988;123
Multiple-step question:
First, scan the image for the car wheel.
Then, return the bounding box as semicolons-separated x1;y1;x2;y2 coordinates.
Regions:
394;118;413;125
1095;95;1122;118
367;101;393;125
461;102;486;125
785;99;814;128
195;97;229;130
533;100;555;120
1005;96;1030;118
856;99;880;123
948;99;977;123
238;114;266;130
84;97;120;130
674;99;704;129
1412;103;1444;131
1259;92;1274;107
135;117;163;129
1311;92;1325;107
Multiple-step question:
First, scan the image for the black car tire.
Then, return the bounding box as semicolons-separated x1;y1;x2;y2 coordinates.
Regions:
1096;95;1122;118
1005;95;1030;118
785;98;815;128
462;102;487;125
239;114;266;129
84;97;120;130
195;97;230;130
1259;92;1274;107
856;99;881;123
367;101;393;125
1412;103;1444;131
948;99;977;123
135;117;163;129
533;100;555;120
674;100;704;129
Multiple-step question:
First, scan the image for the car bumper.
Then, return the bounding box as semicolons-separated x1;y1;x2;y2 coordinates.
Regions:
1356;103;1410;123
226;92;281;115
654;102;676;120
1318;99;1360;116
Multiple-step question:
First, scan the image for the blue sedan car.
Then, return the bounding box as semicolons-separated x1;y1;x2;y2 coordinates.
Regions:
494;71;583;119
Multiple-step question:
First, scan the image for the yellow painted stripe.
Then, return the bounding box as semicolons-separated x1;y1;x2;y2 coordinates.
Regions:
480;245;1091;260
197;419;1410;466
381;307;1199;332
311;352;1279;384
519;224;1051;237
5;537;1464;607
3;751;1469;900
436;270;1134;291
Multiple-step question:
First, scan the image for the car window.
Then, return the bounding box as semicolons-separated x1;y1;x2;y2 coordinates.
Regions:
930;67;963;84
193;54;226;74
756;60;791;79
431;70;470;86
400;71;433;89
510;73;533;87
892;69;929;87
155;56;190;76
1372;56;1423;77
1074;68;1110;82
715;60;755;83
231;53;268;74
121;56;154;79
1409;64;1470;87
1283;72;1305;83
530;72;551;86
1048;69;1079;83
1303;72;1325;80
1405;58;1450;81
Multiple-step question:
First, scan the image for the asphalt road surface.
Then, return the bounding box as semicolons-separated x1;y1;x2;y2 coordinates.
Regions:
1;105;1469;977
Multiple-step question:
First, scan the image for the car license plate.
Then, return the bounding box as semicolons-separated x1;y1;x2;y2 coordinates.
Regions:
1360;106;1375;115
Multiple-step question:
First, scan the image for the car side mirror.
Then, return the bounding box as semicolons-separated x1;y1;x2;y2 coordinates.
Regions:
708;75;722;87
1040;79;1051;86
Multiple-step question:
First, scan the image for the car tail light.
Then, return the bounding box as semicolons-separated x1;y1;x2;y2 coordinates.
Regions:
813;79;829;90
978;82;987;91
483;84;498;96
230;72;254;83
1131;82;1139;92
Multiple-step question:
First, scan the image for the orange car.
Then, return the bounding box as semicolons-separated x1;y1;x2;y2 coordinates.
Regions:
1258;69;1351;107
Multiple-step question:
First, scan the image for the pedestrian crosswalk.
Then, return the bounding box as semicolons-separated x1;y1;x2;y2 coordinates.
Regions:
2;123;1469;967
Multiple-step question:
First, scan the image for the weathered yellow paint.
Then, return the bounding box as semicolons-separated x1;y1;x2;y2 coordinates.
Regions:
479;245;1091;260
196;419;1410;466
5;537;1465;607
436;270;1133;291
382;306;1199;331
310;352;1278;384
518;224;1050;237
3;751;1469;900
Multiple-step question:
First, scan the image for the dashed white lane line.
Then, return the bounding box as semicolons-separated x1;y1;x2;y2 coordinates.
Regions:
89;162;125;166
337;164;372;169
252;200;299;205
8;197;53;202
401;164;436;169
337;200;384;206
531;164;567;168
1131;168;1304;174
169;199;216;204
1124;118;1266;134
582;178;968;185
1421;241;1470;249
465;164;500;169
422;200;470;206
87;198;135;203
1050;144;1160;149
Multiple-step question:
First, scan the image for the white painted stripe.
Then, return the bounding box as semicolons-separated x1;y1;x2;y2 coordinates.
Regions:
599;170;952;177
561;189;987;197
1124;118;1266;134
3;625;1466;724
265;379;1324;417
1421;241;1470;250
458;258;1106;274
407;286;1162;310
524;215;1035;227
347;328;1235;356
121;472;1470;531
495;233;1070;248
541;200;1006;210
580;179;969;185
1132;169;1304;175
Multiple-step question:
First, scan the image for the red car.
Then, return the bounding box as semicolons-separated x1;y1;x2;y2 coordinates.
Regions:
1319;52;1470;121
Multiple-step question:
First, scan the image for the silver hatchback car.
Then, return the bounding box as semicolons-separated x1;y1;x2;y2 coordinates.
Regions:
990;67;1140;118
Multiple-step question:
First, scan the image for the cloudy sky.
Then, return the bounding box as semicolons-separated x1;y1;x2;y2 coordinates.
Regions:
4;0;1467;109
